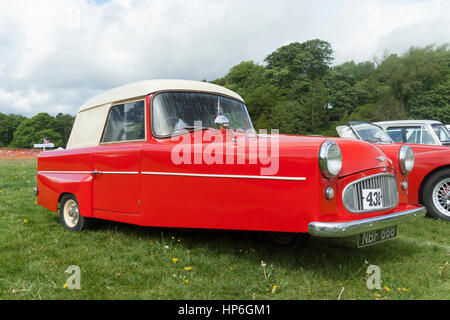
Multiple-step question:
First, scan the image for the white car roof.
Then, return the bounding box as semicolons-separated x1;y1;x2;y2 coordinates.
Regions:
78;79;244;112
374;120;443;127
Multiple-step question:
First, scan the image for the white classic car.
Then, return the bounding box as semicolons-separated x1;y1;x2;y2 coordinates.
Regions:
374;120;450;146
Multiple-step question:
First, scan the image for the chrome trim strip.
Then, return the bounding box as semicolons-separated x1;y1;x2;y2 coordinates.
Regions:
308;206;426;238
98;171;139;175
141;171;306;181
38;171;92;174
38;170;305;180
38;171;138;175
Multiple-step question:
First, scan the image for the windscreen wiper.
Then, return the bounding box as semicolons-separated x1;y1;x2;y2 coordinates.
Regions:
172;126;217;134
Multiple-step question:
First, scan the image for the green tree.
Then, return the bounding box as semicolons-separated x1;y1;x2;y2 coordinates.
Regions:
269;100;303;134
408;81;450;123
55;113;75;147
10;113;63;148
244;85;282;129
299;79;329;133
375;45;449;112
0;113;27;147
326;61;372;120
224;61;265;92
0;113;11;147
264;39;333;90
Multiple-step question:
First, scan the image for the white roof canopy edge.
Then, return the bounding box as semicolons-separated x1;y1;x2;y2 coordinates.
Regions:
78;79;244;112
67;79;245;150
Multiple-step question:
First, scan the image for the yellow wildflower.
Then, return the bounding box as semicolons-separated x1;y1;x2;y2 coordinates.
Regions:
172;258;178;263
375;293;381;298
63;283;68;289
23;219;28;223
384;286;391;292
272;285;278;293
402;288;408;292
171;236;175;240
185;279;189;284
184;266;192;271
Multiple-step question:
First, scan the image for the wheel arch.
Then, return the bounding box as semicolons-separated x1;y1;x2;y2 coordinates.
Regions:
58;192;74;208
37;172;94;217
418;164;450;203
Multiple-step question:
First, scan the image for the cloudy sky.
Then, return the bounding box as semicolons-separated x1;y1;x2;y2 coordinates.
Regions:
0;0;448;116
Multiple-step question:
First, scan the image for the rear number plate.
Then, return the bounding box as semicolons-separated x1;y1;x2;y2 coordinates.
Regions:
362;188;383;210
357;225;397;248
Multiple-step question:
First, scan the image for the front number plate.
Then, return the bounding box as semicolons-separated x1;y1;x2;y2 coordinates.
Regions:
362;188;383;210
357;225;398;248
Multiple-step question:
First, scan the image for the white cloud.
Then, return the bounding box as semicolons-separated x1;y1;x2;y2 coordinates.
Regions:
0;0;448;116
0;88;50;113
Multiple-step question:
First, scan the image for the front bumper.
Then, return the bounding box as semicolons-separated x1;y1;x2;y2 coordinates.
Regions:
308;206;426;238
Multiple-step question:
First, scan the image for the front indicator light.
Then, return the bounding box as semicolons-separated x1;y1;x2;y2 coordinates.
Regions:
325;186;335;200
401;180;408;191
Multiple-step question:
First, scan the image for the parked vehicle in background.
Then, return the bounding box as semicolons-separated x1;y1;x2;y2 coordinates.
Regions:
337;122;450;221
35;80;426;248
374;120;450;146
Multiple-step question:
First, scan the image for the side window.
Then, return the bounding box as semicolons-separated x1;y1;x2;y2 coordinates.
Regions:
421;127;434;144
405;127;421;144
386;126;430;144
386;128;402;143
102;100;145;143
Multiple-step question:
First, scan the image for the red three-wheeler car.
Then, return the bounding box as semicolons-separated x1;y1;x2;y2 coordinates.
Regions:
36;80;426;247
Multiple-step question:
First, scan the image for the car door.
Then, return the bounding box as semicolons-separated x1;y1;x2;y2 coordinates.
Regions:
92;99;146;220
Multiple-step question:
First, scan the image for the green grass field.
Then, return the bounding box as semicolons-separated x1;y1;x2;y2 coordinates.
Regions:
0;159;448;300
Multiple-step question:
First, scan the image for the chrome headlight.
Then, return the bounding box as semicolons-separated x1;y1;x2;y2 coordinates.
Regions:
399;145;414;174
319;141;342;178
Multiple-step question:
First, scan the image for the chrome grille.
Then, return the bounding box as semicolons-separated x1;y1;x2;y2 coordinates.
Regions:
342;173;399;213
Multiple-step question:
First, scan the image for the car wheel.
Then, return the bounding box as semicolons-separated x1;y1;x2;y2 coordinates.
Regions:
60;194;89;231
265;232;309;248
423;169;450;221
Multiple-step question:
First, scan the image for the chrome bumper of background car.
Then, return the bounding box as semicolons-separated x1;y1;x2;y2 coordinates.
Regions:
308;206;426;238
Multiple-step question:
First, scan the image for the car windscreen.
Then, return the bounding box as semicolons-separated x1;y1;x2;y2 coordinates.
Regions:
152;92;254;137
350;123;393;144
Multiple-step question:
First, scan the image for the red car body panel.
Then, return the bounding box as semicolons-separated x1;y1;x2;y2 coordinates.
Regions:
37;93;422;234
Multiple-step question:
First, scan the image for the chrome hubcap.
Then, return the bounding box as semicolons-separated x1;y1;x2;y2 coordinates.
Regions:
432;178;450;217
63;199;79;227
